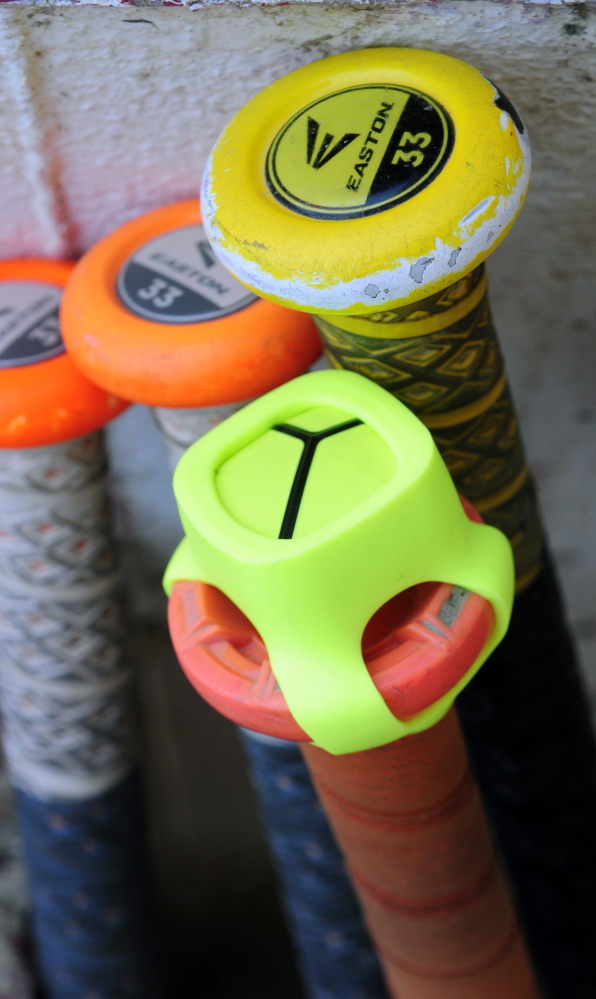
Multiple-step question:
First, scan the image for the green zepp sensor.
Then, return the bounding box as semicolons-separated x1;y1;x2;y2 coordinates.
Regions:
164;370;513;754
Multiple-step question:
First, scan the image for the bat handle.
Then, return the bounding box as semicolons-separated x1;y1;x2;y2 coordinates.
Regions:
302;707;543;999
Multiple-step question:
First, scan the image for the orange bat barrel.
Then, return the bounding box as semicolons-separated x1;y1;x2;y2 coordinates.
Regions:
302;712;538;999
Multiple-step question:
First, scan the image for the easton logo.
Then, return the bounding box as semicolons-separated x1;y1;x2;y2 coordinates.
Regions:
306;117;359;170
266;85;453;221
116;224;257;324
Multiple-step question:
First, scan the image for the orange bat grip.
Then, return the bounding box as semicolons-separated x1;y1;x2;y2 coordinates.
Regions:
301;708;541;999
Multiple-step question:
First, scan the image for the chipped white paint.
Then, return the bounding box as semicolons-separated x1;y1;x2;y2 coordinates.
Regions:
460;197;497;228
202;136;530;311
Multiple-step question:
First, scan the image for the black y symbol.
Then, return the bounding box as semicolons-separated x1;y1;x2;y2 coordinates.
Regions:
274;420;362;538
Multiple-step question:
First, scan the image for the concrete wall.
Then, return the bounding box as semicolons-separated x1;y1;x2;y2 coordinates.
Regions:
0;2;595;987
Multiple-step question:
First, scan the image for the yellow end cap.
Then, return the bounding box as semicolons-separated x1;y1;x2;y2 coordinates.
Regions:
203;48;530;315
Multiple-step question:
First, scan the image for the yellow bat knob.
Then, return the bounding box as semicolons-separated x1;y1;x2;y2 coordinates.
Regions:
203;48;530;315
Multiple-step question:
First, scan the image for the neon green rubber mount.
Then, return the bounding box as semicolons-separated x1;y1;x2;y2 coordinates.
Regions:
164;370;513;755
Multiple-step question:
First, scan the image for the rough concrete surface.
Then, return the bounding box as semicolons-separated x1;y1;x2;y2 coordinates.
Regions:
0;2;595;993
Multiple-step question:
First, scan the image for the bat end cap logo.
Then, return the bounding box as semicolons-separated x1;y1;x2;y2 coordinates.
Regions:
266;85;453;221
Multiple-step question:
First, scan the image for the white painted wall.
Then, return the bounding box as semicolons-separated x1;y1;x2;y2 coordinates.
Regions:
0;0;595;696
